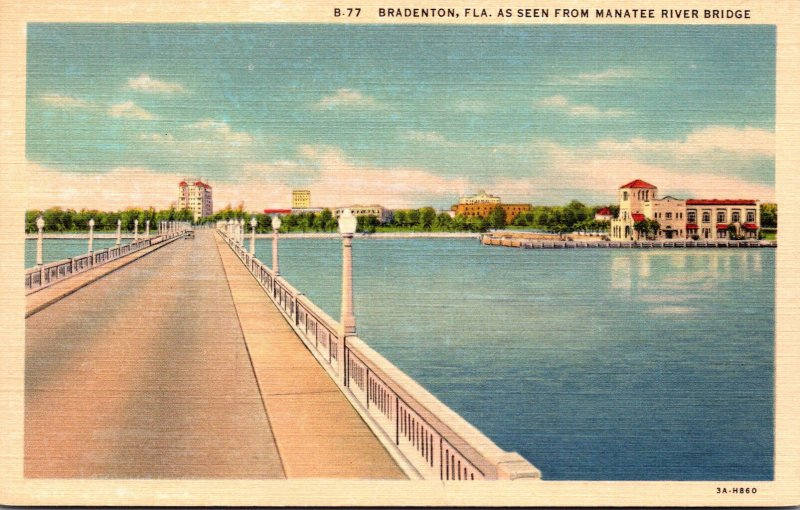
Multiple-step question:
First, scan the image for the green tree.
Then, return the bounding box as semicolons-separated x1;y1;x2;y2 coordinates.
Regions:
357;214;379;233
406;209;420;227
419;207;436;230
487;205;506;229
760;203;777;228
432;212;453;231
392;210;407;227
634;218;660;240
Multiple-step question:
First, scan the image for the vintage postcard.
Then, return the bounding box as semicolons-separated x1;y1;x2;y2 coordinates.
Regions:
1;0;798;506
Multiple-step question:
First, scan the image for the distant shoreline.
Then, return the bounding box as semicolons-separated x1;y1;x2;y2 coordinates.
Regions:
25;233;140;239
26;231;482;240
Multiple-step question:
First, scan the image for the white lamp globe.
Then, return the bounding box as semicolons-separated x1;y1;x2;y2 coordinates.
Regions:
250;216;257;228
271;215;282;231
88;218;95;228
36;216;45;230
338;209;357;235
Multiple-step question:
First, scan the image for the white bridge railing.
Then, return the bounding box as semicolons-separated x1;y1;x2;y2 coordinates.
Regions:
219;229;540;481
25;229;187;294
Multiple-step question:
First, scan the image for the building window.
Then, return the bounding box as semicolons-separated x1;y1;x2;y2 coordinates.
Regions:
665;212;672;220
688;211;696;223
702;211;710;223
747;210;755;222
732;211;741;223
718;230;727;239
717;210;726;223
623;191;628;200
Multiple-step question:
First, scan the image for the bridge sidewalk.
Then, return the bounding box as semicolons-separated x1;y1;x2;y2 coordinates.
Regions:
25;236;180;318
214;233;406;479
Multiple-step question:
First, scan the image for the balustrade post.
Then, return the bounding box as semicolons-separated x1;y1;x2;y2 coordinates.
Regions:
338;209;357;379
294;293;303;325
88;218;95;260
271;215;282;276
250;216;257;255
35;216;45;267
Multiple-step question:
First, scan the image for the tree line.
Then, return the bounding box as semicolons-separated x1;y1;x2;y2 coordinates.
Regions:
26;207;194;233
25;202;777;234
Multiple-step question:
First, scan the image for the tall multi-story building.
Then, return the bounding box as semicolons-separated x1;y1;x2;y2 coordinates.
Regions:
451;202;531;223
292;190;311;209
178;179;213;222
609;179;760;240
458;190;501;205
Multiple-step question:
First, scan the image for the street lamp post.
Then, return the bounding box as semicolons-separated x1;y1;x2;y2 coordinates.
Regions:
250;216;257;255
339;209;357;337
227;218;233;240
36;216;45;267
134;219;139;242
271;215;281;276
116;219;121;246
145;220;150;238
88;218;95;265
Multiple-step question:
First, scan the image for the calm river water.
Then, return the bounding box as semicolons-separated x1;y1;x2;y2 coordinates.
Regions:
256;238;774;481
26;236;774;480
25;238;122;267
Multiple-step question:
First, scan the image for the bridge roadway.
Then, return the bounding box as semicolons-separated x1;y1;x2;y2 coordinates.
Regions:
25;229;405;479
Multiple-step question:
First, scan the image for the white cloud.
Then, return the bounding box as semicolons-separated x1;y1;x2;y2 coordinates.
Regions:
537;95;631;117
244;145;473;209
538;95;569;107
596;125;774;158
127;74;185;93
452;99;489;113
535;139;775;202
108;101;156;120
576;69;635;81
26;162;185;210
314;89;381;109
40;94;93;109
551;68;636;85
186;119;253;145
138;132;175;144
402;130;457;147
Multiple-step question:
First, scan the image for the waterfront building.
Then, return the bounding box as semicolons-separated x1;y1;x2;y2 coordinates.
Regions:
458;190;501;205
451;202;531;223
334;205;389;223
609;179;760;240
594;208;614;221
178;179;213;222
292;189;311;209
291;208;325;215
685;199;761;240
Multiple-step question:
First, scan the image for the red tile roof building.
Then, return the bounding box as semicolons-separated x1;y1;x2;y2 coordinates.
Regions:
610;179;760;241
594;207;614;221
179;178;213;221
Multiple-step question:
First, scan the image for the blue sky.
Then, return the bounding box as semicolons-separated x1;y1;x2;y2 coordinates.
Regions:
26;24;775;210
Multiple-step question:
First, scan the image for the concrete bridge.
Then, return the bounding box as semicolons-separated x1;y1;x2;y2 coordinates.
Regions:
25;223;539;480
